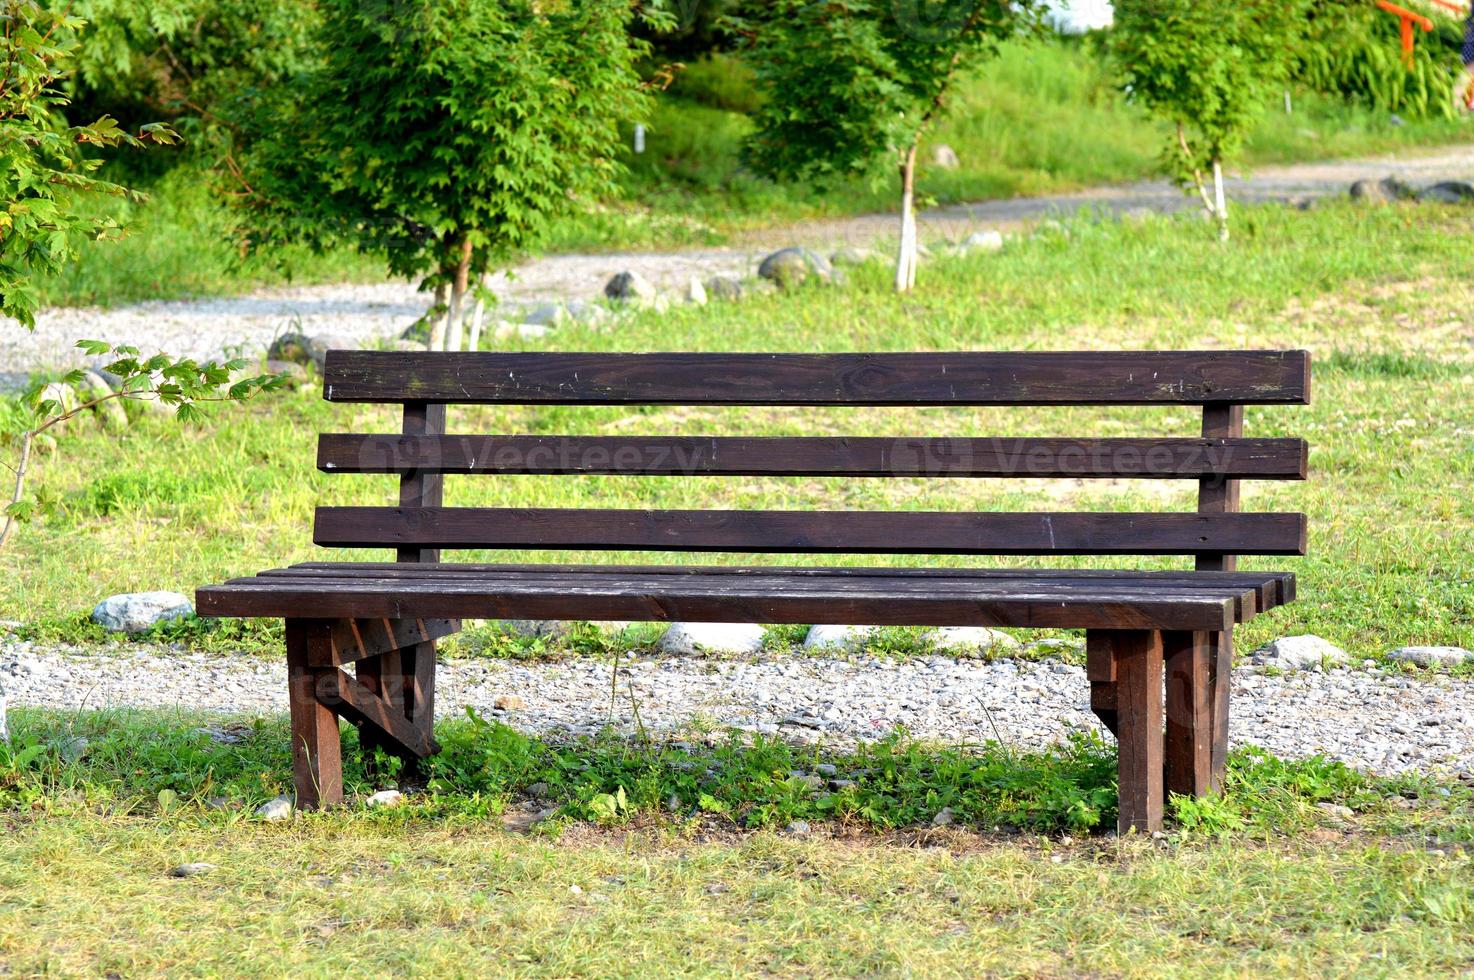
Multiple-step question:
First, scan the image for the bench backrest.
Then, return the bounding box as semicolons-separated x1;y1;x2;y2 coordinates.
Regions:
315;350;1310;570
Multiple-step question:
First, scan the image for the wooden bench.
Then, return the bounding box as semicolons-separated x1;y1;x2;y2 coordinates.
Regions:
197;349;1310;833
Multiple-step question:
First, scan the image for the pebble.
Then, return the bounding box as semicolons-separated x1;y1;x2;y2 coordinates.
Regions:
169;863;217;878
4;641;1473;781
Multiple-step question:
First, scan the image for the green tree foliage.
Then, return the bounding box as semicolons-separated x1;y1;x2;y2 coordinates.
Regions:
55;0;319;145
1111;0;1309;241
230;0;663;351
0;0;178;326
733;0;1029;292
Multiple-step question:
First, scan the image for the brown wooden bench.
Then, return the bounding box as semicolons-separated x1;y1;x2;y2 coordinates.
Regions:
197;349;1310;833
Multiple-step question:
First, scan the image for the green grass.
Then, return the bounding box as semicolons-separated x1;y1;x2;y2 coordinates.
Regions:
34;38;1474;307
6;201;1472;659
0;708;1470;976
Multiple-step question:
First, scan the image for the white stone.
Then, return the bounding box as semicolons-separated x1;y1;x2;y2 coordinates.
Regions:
932;143;961;169
1252;635;1348;670
1387;646;1473;668
657;622;765;656
255;796;294;821
961;230;1005;253
682;277;708;306
931;806;955;826
91;592;194;634
931;627;1021;656
366;789;404;808
803;625;877;652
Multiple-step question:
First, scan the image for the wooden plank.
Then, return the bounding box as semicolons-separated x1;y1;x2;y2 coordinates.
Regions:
312;507;1308;556
1164;630;1213;799
322;350;1312;406
199;580;1236;631
1107;629;1165;834
275;562;1296;614
258;565;1264;609
318;434;1309;480
312;617;461;667
327;667;438;759
224;574;1258;616
284;620;343;809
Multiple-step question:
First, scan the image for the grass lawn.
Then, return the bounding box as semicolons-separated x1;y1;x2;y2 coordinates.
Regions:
3;199;1473;975
0;709;1470;976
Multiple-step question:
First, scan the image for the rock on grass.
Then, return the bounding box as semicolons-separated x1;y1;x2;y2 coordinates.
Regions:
1252;635;1347;670
1387;646;1473;668
91;592;194;634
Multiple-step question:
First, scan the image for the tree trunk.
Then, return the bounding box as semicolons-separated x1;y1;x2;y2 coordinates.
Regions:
1212;157;1229;243
427;281;449;351
466;279;488;352
893;143;919;293
445;236;474;352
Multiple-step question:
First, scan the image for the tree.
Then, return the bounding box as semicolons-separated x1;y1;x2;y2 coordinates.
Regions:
229;0;665;350
1111;0;1309;242
1;0;178;326
733;0;1028;293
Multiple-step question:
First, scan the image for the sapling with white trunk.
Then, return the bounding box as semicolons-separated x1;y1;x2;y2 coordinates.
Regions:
1112;0;1310;242
735;0;1029;293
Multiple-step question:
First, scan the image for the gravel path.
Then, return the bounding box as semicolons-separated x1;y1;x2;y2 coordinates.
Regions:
7;146;1474;376
5;643;1471;780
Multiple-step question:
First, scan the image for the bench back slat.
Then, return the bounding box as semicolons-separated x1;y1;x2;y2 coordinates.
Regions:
322;350;1310;406
313;507;1307;556
318;434;1308;479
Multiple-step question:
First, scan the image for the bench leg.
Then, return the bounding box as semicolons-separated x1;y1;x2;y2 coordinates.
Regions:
1090;629;1164;835
285;620;343;809
1209;627;1232;791
1164;630;1214;799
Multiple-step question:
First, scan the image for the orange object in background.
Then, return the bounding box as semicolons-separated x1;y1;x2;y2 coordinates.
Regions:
1375;1;1435;67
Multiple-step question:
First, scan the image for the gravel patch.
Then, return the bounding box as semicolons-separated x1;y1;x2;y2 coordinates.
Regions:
4;643;1471;779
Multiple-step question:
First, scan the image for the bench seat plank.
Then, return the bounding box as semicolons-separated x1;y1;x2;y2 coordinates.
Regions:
193;564;1296;631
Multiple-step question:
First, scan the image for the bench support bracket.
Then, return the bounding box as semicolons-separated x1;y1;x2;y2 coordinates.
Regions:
284;617;453;808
